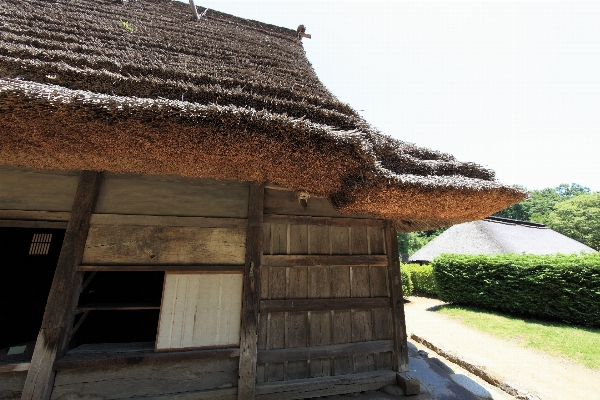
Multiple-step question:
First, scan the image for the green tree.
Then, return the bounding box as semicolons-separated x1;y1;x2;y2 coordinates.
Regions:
398;228;448;259
494;183;592;224
545;193;600;250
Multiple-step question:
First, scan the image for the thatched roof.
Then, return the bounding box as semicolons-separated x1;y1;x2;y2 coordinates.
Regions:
0;0;525;231
410;216;597;262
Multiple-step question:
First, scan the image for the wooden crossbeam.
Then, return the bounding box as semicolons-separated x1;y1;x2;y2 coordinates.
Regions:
262;254;388;267
257;340;393;364
259;297;390;313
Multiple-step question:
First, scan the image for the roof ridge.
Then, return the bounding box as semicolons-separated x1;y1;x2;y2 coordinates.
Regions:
484;216;547;228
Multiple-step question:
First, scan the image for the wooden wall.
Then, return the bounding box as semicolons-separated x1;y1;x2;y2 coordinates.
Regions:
82;173;248;266
0;167;79;213
0;170;402;399
256;189;393;386
51;358;239;400
53;173;249;399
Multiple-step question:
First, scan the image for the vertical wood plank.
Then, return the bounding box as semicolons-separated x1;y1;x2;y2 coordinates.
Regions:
351;266;374;373
271;224;287;255
262;223;271;255
308;266;331;378
289;224;308;255
285;268;308;380
330;226;349;255
368;227;385;255
370;266;393;370
330;266;353;376
308;225;329;255
384;221;409;372
157;273;245;349
266;266;286;382
22;171;102;400
237;183;264;399
352;226;369;255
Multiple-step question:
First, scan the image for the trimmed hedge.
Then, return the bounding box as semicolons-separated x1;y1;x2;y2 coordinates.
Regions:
432;253;600;327
401;264;436;295
400;266;413;297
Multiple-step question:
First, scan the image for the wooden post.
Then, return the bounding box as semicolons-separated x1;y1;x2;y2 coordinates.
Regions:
21;171;102;400
237;183;265;400
384;220;409;372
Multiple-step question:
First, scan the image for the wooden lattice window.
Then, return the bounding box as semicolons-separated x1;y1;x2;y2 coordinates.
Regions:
29;234;52;255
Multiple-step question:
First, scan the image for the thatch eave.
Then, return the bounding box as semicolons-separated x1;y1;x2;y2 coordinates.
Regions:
0;77;526;227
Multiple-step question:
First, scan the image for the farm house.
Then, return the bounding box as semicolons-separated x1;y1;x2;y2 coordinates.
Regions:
409;216;597;264
0;1;525;399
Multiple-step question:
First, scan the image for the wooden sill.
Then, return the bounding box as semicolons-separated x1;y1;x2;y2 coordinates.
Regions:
0;362;30;373
54;342;239;371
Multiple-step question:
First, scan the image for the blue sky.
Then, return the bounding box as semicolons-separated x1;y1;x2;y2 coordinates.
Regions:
189;1;600;192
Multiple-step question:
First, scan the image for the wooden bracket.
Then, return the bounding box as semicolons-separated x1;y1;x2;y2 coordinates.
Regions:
397;372;421;395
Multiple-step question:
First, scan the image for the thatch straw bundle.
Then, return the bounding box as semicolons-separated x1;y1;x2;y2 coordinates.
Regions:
0;0;525;230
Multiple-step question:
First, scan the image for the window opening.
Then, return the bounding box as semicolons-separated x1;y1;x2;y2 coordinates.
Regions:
71;271;164;345
29;233;53;255
0;228;65;358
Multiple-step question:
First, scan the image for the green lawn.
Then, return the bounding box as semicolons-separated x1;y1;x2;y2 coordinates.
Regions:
436;304;600;370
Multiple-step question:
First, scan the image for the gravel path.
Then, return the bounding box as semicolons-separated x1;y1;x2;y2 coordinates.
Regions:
404;296;600;400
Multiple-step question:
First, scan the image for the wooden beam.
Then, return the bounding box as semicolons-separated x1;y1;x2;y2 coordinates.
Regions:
259;297;390;313
255;370;396;399
384;221;410;373
0;210;70;222
53;346;239;371
77;265;245;273
237;183;264;400
75;303;160;313
21;171;102;400
257;340;393;363
0;363;30;373
263;214;384;228
89;214;247;228
0;219;67;229
397;371;421;395
262;255;387;267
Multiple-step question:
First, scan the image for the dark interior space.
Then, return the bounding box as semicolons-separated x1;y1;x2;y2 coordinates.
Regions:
71;310;161;345
72;271;164;345
0;227;65;352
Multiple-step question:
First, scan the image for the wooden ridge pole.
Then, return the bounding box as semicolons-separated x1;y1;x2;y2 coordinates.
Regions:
237;182;265;399
21;171;102;400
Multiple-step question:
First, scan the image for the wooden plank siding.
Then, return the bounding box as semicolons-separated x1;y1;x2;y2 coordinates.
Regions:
257;214;393;384
82;225;246;265
156;273;244;350
0;166;79;212
50;358;239;400
95;173;249;218
0;168;406;399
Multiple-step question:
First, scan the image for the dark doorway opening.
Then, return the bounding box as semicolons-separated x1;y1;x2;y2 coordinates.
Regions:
0;227;65;351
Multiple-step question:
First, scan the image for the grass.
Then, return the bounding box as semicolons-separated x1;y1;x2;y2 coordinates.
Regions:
436;304;600;370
